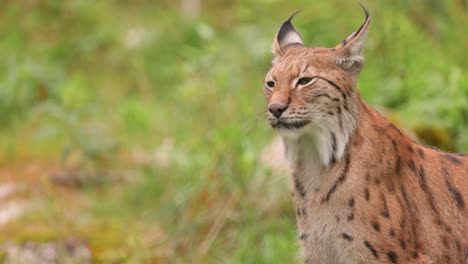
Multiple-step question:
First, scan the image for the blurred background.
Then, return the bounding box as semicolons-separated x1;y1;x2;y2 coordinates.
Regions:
0;0;466;263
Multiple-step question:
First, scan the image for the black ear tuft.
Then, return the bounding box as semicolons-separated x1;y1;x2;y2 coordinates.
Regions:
277;10;302;47
352;3;370;38
273;10;304;57
358;2;370;20
334;4;371;70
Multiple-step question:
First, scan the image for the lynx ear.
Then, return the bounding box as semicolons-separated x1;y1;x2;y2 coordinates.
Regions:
335;4;371;70
272;10;304;59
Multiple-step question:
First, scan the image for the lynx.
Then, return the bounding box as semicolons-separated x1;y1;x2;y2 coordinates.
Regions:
263;6;467;264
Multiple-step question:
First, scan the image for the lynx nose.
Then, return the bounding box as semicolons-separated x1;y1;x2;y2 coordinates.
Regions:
268;103;287;118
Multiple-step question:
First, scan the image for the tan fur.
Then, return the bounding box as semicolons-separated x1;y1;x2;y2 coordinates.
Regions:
264;8;467;264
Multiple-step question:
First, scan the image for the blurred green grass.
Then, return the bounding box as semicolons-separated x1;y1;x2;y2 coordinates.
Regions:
0;0;466;263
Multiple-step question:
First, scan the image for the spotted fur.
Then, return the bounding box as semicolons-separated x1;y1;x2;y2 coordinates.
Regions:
264;6;467;264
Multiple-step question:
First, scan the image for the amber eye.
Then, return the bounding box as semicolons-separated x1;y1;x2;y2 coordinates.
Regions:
266;81;276;89
297;77;314;86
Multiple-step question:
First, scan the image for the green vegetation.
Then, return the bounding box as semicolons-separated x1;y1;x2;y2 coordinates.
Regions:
0;0;466;263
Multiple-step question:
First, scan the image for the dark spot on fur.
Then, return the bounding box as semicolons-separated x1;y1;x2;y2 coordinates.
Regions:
445;225;452;234
349;197;355;208
300;233;309;240
391;139;398;151
330;133;337;164
443;168;465;210
347;213;354;221
345;87;351;95
388;123;404;136
364;241;379;259
364;188;370;201
400;240;406;249
336;215;340;223
296;207;306;217
407;145;414;153
400;184;421;252
322;224;327;233
373;125;385;133
389;228;395;237
417;165;440;216
341;233;353;241
395;156;401;176
417;165;426;181
401;185;412;210
380;192;390;218
441;153;463;165
371;221;380;232
387;251;398;263
417;148;425;159
344;103;349;111
294;175;306;198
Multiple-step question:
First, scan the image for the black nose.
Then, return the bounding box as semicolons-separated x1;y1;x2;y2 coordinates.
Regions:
268;103;287;118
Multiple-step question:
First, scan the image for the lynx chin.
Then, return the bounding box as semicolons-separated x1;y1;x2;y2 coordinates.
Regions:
263;5;467;264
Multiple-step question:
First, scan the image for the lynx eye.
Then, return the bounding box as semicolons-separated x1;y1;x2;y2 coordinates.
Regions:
297;77;316;87
266;81;276;89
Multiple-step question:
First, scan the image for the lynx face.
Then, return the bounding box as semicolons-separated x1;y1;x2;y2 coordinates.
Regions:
264;9;370;165
264;47;356;139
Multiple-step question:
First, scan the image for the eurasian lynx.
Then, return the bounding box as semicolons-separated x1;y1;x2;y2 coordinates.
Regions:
263;6;467;264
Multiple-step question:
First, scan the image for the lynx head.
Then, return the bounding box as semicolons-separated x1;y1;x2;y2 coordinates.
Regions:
264;5;370;166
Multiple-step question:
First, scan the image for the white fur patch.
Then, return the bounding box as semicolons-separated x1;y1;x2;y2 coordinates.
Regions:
281;110;357;169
